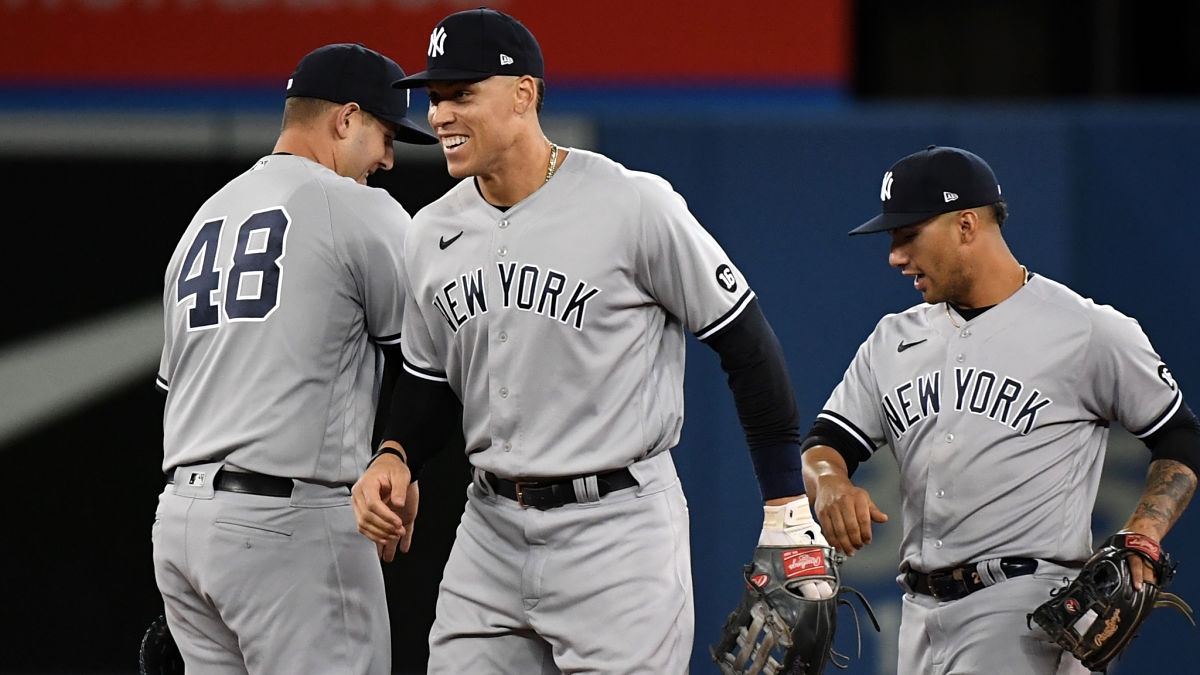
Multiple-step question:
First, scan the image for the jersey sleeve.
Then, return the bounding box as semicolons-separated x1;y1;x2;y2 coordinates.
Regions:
328;186;408;345
633;176;754;337
817;333;887;460
397;227;449;382
1082;304;1182;437
157;268;173;393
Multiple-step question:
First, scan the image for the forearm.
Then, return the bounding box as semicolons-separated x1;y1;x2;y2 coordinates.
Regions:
1122;458;1198;540
802;445;852;501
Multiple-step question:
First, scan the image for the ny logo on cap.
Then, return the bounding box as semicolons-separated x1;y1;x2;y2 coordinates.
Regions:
428;26;447;57
880;170;894;201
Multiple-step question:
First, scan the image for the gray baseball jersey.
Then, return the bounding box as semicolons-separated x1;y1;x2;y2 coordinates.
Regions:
400;147;754;477
820;273;1181;573
402;147;751;671
157;153;408;484
153;153;409;674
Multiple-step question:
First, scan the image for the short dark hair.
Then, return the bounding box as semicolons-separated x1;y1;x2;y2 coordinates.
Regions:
991;199;1009;227
535;77;545;114
280;96;340;132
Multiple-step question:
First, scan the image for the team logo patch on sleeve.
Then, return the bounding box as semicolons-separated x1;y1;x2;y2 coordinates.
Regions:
715;264;738;293
782;548;826;578
1158;364;1178;391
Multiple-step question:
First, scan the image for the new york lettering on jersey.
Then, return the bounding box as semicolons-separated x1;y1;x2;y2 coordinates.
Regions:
430;261;602;332
881;366;1053;438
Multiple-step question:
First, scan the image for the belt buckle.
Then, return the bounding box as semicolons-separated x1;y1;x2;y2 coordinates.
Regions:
927;568;963;601
515;482;530;508
927;569;950;600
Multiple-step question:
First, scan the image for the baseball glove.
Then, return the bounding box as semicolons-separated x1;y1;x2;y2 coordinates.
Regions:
138;614;184;675
711;545;879;674
1028;532;1195;672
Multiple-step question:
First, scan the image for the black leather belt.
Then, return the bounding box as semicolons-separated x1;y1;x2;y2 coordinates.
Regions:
485;468;638;510
168;470;294;498
905;557;1038;601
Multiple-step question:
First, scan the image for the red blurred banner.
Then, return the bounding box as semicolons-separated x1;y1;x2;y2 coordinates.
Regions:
0;0;849;87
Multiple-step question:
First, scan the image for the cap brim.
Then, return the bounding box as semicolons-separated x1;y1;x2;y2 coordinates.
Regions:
393;69;494;88
373;114;438;145
849;211;940;236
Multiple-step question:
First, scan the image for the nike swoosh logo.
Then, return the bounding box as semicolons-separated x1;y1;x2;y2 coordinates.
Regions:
897;339;928;353
438;231;464;250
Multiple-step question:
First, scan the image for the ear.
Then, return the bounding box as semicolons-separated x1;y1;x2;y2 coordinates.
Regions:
513;76;537;115
333;102;359;140
958;209;981;243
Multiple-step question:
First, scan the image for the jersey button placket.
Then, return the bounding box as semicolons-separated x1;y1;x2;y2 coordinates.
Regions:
496;218;509;257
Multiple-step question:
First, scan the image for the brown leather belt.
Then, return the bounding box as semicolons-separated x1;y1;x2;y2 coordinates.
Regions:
485;468;637;510
168;470;294;498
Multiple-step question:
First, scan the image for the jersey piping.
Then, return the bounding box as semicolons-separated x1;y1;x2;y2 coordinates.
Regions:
1131;389;1184;438
403;359;449;383
696;289;756;341
373;331;402;346
816;409;875;454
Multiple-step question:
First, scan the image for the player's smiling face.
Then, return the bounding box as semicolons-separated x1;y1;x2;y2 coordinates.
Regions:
426;77;523;180
888;212;970;305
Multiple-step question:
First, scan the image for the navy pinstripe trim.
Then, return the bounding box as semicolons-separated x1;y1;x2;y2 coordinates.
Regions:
695;290;756;341
816;409;875;454
373;331;402;346
402;359;448;383
1131;390;1184;438
155;375;169;393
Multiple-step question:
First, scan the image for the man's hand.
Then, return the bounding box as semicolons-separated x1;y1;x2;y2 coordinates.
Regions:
351;452;414;561
803;446;888;557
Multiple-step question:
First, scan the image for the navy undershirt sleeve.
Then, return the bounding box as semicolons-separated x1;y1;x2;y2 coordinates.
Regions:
378;344;462;479
1144;400;1200;480
701;298;805;500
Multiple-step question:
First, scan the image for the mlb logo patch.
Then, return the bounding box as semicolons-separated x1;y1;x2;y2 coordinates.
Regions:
782;549;826;578
188;471;206;487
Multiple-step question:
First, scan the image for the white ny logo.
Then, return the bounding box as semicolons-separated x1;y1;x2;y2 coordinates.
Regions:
428;26;447;57
880;170;894;201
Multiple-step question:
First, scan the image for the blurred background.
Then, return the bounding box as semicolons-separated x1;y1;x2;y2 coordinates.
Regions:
2;0;1198;672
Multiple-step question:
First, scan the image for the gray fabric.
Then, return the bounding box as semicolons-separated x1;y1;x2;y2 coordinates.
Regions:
428;464;692;674
152;467;390;674
897;569;1090;674
821;275;1181;574
158;154;409;484
155;152;413;672
399;148;754;478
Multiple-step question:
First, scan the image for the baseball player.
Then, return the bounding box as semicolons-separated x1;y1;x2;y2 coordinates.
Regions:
350;7;830;673
152;43;436;673
801;145;1200;673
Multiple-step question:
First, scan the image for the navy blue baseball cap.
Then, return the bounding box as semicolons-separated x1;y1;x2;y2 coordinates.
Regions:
393;7;543;88
850;145;1002;235
286;43;437;145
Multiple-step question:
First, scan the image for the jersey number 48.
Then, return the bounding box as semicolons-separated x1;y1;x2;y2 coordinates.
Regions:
176;207;290;330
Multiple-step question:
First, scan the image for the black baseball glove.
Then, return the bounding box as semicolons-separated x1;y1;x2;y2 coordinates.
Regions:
139;614;184;675
711;545;879;674
1028;532;1195;672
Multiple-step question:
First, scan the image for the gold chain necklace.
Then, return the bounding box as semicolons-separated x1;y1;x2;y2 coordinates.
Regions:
946;265;1027;328
544;142;559;183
